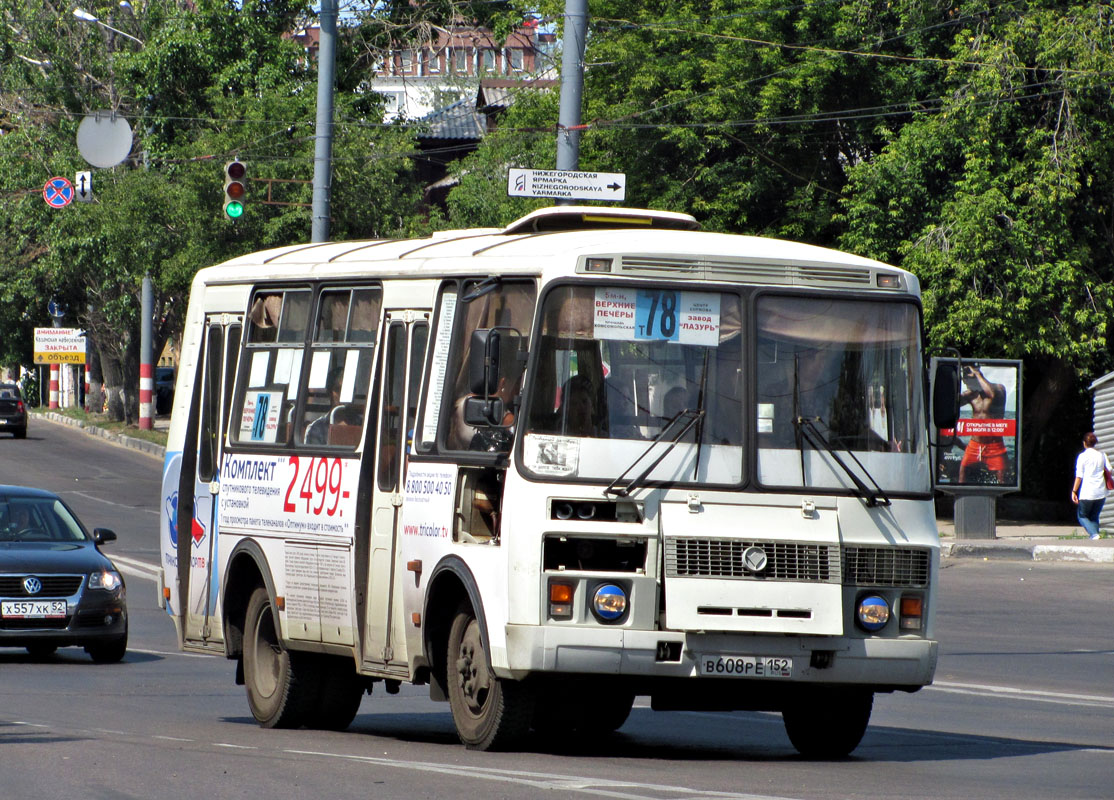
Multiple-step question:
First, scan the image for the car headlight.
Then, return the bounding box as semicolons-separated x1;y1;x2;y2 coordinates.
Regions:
89;570;123;591
590;583;628;622
856;594;890;632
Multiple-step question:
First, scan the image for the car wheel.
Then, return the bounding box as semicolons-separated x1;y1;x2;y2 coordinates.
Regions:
26;644;57;658
243;586;319;728
86;629;129;664
13;426;26;439
446;602;534;750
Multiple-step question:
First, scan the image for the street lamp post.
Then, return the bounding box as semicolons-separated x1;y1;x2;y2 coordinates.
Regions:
73;7;144;45
72;5;153;428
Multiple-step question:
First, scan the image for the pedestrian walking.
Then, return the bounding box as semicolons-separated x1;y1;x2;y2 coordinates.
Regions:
1071;431;1110;539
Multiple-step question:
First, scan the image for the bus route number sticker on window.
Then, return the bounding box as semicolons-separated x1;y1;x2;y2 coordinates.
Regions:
594;288;720;346
239;390;284;443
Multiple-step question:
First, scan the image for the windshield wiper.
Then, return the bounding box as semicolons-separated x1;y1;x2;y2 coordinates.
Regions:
795;416;891;508
603;409;705;497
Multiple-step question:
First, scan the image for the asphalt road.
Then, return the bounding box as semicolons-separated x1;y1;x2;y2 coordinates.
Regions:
0;418;1111;800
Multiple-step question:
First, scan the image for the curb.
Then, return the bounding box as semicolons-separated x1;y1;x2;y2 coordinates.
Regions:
941;540;1114;565
36;411;166;461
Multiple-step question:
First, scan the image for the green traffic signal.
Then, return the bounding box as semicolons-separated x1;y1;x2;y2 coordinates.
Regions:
223;159;247;220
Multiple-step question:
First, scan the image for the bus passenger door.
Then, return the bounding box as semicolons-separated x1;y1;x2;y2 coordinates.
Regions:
364;312;428;671
179;315;241;651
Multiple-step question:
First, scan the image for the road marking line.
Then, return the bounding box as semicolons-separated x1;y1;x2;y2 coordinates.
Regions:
214;743;256;750
284;749;803;800
127;646;211;659
153;735;193;742
67;490;160;515
110;554;160;574
929;681;1114;708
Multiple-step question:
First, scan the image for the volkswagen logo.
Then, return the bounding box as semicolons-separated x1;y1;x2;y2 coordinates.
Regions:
23;576;42;595
742;546;768;573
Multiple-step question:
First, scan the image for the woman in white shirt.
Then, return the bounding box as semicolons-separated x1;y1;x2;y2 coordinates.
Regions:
1071;431;1110;540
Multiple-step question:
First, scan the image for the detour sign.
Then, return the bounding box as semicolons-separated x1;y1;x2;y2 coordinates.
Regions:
34;327;86;365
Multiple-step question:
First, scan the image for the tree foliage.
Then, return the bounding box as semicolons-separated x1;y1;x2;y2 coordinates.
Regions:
0;0;424;419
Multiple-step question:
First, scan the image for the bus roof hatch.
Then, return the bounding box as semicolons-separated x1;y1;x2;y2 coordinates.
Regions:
502;206;700;235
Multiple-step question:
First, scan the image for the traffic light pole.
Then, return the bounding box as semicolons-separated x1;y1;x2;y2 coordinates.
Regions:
311;0;338;243
555;0;588;192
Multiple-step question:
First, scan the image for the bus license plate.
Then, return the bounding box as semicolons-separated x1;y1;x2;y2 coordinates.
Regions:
700;655;792;678
1;600;67;619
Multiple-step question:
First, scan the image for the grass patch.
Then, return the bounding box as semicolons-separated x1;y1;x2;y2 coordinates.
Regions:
34;407;168;448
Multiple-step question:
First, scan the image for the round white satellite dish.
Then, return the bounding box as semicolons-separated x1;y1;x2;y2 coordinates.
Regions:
77;113;133;168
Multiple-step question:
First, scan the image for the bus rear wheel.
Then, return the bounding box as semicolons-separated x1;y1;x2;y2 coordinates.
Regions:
306;656;364;731
243;587;318;728
446;604;534;750
782;688;873;759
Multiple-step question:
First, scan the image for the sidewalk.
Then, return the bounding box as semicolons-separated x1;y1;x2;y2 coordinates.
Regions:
938;519;1114;564
33;410;1112;565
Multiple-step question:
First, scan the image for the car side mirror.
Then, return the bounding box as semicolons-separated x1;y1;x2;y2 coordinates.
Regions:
93;528;117;545
932;362;959;430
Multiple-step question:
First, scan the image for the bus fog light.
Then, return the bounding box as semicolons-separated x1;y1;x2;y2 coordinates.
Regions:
900;595;923;631
856;595;890;632
591;584;627;622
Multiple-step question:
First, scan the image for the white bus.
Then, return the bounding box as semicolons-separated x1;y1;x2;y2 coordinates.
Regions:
160;206;959;757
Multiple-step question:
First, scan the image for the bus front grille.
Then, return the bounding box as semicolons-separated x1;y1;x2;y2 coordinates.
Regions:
665;539;841;583
842;546;931;588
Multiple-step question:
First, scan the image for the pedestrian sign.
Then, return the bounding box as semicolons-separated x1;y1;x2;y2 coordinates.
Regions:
43;176;74;208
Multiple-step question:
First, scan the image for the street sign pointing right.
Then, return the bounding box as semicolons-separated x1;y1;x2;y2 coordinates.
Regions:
508;168;626;201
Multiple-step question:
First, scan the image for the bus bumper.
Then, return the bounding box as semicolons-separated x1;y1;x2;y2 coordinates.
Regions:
502;624;938;688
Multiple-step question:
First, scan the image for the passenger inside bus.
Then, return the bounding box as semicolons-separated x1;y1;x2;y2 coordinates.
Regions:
305;368;363;445
553;374;601;437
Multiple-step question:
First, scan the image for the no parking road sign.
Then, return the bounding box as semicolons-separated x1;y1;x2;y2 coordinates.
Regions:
43;176;74;208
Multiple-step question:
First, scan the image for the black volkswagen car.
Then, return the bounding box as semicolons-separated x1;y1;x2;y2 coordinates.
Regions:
0;486;127;662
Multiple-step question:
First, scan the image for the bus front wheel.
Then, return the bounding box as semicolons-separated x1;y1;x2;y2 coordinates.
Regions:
446;604;534;750
782;688;873;758
243;587;317;728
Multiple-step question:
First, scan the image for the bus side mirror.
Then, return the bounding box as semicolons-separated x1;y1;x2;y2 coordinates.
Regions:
933;362;959;430
468;329;501;396
463;395;506;427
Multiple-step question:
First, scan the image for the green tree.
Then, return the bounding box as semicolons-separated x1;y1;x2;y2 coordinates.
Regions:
840;2;1114;497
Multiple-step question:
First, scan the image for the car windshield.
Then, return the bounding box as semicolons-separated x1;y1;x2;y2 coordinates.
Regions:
522;284;743;486
0;384;21;400
755;295;930;493
0;497;88;542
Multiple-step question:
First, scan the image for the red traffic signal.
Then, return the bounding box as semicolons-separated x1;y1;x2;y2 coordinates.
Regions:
223;160;247;219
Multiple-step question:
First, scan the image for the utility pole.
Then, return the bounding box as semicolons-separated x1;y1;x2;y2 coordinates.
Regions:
311;0;338;243
555;0;588;184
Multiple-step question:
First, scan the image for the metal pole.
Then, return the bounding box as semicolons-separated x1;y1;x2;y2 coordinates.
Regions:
311;0;338;243
555;0;588;181
139;273;153;429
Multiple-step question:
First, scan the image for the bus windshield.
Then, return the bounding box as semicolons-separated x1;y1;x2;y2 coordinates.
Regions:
755;295;930;494
522;284;743;486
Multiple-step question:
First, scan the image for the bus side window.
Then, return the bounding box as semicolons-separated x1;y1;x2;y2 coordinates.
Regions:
443;280;536;453
299;287;381;448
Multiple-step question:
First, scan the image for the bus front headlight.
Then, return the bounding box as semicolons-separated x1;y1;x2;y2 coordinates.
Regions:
856;594;890;632
591;584;627;622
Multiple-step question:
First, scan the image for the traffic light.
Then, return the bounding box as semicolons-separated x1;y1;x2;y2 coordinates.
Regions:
223;160;247;219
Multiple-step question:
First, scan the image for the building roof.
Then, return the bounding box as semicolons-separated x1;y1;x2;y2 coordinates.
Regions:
416;97;485;141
